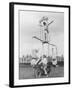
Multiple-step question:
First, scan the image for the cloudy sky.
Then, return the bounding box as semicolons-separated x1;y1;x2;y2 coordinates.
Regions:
19;10;64;57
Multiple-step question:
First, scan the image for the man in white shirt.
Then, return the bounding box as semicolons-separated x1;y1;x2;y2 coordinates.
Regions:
31;52;48;76
40;55;48;75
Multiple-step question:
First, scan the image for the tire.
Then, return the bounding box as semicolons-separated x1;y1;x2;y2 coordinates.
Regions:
34;67;44;78
46;65;51;74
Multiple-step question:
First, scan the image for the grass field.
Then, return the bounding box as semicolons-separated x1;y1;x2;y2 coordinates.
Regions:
19;63;64;79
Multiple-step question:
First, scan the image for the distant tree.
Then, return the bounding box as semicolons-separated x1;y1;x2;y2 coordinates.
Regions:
32;49;39;59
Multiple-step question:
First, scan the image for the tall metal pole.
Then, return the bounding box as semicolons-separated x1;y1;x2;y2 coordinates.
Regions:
48;27;49;58
42;43;44;60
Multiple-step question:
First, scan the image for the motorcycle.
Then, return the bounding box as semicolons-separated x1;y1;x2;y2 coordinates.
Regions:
33;62;51;78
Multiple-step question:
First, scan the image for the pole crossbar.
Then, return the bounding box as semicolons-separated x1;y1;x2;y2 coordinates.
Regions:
33;36;57;48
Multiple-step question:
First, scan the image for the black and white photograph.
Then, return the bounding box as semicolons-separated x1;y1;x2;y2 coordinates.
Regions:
9;2;70;87
19;11;64;79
